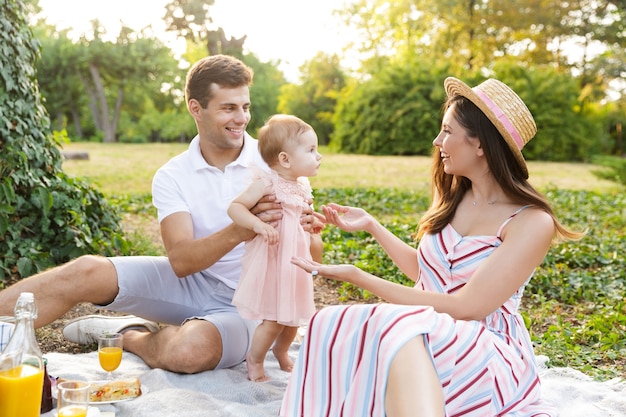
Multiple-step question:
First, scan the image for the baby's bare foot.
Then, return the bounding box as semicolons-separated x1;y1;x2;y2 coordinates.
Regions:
246;353;270;382
273;348;294;372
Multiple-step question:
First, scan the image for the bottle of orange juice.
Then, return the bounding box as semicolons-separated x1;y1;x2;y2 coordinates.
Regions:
0;292;45;417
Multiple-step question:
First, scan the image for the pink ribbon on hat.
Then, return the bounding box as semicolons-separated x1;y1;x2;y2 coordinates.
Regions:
474;89;525;150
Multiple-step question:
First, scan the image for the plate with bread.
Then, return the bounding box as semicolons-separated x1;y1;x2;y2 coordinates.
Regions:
88;378;146;404
55;377;146;404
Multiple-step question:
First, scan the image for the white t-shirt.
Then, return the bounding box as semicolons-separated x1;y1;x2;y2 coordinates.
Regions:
151;133;269;289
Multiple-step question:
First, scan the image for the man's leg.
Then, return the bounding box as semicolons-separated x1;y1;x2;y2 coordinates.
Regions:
122;312;256;374
123;319;224;374
20;255;255;374
0;255;119;328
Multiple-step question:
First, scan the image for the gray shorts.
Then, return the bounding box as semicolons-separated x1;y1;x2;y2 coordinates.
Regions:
104;256;257;369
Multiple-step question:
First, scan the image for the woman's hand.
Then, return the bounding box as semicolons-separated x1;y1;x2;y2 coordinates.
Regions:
321;203;373;232
291;256;358;283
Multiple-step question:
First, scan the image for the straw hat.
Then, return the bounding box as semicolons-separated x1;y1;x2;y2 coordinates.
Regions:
444;77;536;177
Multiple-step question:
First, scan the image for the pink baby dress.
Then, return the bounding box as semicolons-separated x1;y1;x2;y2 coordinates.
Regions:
232;169;316;327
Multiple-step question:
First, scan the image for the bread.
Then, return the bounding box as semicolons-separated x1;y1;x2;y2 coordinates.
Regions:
88;378;142;402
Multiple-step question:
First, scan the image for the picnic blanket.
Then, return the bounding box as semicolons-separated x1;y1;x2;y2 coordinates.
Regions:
38;345;626;417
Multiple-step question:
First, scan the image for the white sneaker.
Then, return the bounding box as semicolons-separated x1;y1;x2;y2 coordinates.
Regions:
63;315;159;344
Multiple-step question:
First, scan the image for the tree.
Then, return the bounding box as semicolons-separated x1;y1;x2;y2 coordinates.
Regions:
163;0;214;43
0;0;127;282
278;53;347;145
74;23;178;143
33;17;184;143
556;0;626;106
331;53;603;161
163;0;246;57
34;24;88;138
330;0;621;158
332;55;448;156
491;61;607;162
242;54;286;136
339;0;623;87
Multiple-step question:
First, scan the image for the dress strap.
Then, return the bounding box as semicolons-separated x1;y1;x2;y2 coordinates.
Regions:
496;205;532;239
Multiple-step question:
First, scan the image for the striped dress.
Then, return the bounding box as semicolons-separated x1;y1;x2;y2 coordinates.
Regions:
280;207;558;416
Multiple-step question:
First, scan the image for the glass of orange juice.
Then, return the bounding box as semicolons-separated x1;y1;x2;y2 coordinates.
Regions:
97;333;123;379
57;381;90;417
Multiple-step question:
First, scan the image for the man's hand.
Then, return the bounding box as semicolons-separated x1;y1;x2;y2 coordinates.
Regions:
252;193;325;234
310;212;326;234
251;194;283;226
301;207;325;234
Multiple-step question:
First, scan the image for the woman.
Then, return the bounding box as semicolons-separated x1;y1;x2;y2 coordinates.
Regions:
281;77;583;416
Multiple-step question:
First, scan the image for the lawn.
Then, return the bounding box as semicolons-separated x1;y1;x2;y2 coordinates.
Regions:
59;142;621;195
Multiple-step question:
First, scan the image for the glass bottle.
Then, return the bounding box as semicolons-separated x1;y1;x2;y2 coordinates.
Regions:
0;292;45;417
41;357;53;413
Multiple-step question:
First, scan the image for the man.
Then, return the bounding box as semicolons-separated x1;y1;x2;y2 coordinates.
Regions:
0;55;323;373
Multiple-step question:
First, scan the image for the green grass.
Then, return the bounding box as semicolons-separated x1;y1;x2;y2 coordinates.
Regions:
61;142;185;195
60;142;622;195
60;141;626;380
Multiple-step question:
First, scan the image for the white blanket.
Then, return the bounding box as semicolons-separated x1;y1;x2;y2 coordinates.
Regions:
41;347;626;417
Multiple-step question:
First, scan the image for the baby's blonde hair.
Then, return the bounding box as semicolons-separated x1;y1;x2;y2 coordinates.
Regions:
258;114;313;166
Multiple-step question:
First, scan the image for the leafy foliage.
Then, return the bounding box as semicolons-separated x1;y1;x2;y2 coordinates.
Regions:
243;53;287;136
338;0;625;109
332;56;448;155
591;155;626;186
331;58;606;161
33;17;185;144
279;52;347;146
314;187;626;378
491;62;610;162
0;1;128;283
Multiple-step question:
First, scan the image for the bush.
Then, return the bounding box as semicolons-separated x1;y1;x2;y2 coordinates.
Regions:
492;62;606;162
331;59;606;163
0;1;128;283
332;57;448;156
591;155;626;187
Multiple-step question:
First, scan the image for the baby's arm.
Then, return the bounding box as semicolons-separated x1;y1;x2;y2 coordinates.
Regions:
228;179;279;245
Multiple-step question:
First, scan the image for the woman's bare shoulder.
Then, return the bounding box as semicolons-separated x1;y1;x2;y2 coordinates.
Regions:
503;206;554;240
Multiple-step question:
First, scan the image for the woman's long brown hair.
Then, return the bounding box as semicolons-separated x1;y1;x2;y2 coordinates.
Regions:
417;95;584;242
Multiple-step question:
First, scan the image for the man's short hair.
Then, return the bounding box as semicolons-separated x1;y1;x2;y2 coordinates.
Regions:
185;55;254;108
